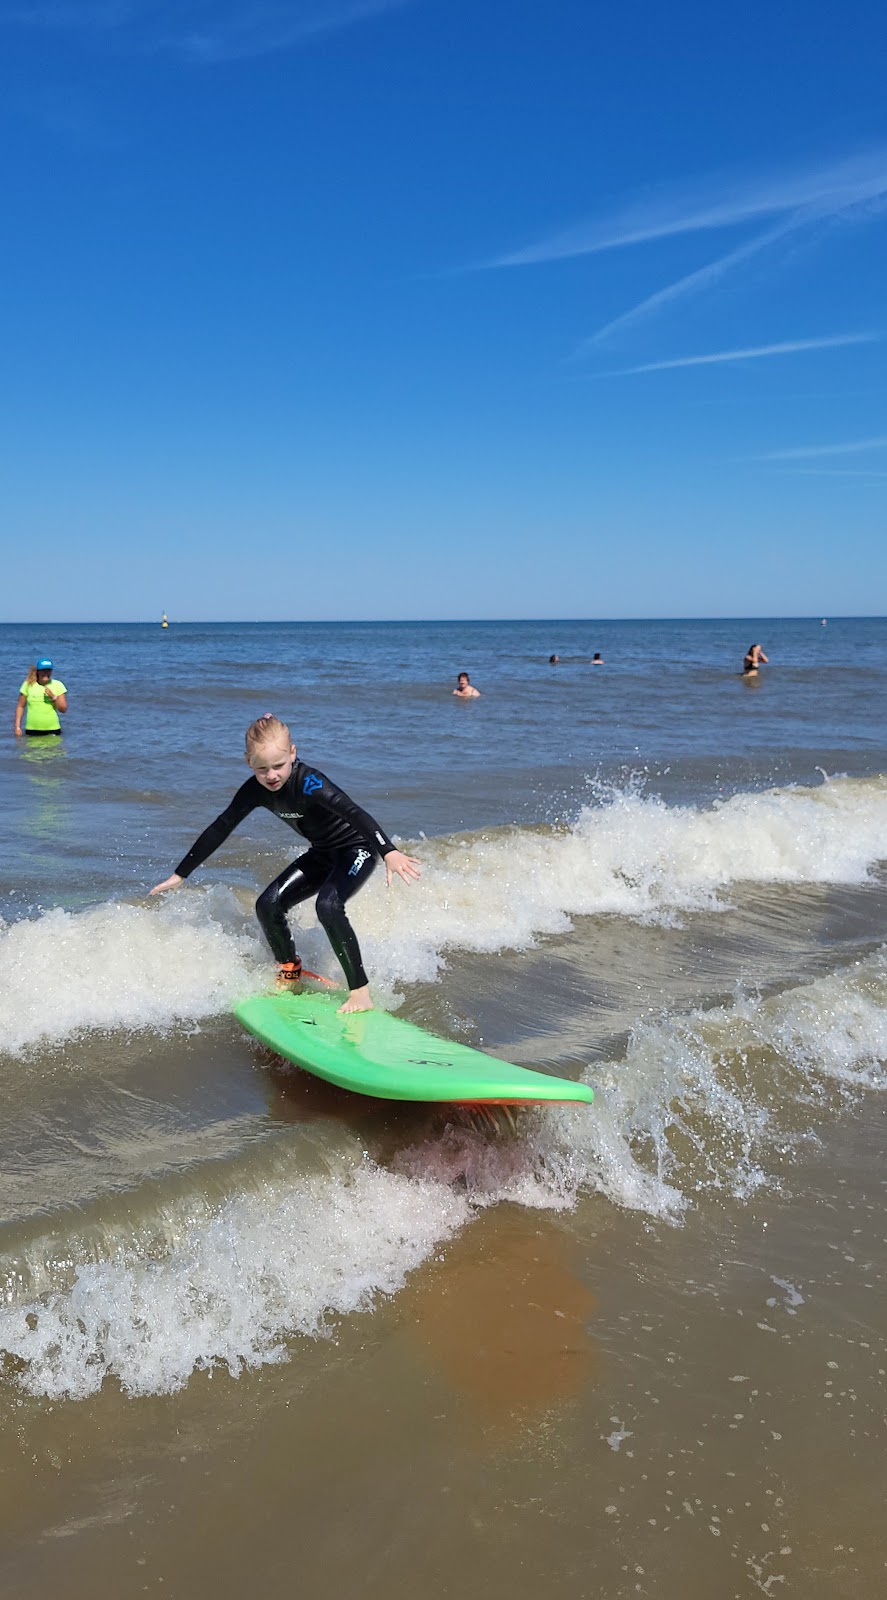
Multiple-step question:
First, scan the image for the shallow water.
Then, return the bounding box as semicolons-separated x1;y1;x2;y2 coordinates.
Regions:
1;617;886;1596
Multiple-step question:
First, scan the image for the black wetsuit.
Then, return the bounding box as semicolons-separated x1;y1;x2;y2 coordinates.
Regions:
175;760;396;990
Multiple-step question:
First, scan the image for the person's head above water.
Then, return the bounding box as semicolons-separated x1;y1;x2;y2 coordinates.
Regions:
453;672;481;697
244;714;296;791
549;654;559;664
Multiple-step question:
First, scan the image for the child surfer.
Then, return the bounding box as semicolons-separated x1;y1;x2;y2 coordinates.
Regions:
149;715;420;1013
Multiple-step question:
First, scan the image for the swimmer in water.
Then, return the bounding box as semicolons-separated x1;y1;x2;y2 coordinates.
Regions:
591;652;604;665
742;643;769;675
453;673;480;698
549;654;559;665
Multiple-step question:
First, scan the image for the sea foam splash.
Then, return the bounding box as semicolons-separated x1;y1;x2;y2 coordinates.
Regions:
0;1156;469;1400
1;775;885;1054
398;944;887;1222
361;773;887;988
0;889;264;1056
2;946;886;1400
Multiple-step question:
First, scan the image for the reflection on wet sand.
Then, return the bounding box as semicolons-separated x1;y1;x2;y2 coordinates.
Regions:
404;1214;598;1428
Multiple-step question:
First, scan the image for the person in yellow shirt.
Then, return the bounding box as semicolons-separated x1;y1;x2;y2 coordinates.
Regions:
15;658;68;737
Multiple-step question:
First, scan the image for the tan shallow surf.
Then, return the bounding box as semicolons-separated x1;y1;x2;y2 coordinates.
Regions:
2;871;887;1597
0;1099;885;1600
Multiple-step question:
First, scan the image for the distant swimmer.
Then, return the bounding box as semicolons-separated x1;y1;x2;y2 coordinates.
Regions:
742;643;769;675
162;612;169;629
453;673;481;698
15;658;68;738
592;652;604;665
549;654;560;665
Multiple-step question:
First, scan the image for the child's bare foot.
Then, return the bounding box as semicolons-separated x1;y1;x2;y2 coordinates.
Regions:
338;985;373;1014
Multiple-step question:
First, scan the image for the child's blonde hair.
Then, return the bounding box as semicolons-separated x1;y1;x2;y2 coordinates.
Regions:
245;713;292;757
24;665;38;686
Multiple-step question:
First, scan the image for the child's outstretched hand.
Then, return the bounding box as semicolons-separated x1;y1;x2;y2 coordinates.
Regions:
149;874;184;895
383;850;421;888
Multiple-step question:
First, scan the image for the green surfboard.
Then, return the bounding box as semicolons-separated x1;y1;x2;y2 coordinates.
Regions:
235;991;594;1107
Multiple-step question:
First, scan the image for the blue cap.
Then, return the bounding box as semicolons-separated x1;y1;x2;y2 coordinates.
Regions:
36;658;53;672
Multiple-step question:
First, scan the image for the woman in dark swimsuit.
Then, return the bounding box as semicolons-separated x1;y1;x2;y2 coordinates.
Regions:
743;644;769;675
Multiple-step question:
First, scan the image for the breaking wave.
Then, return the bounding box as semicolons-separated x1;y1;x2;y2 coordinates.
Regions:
2;944;886;1400
1;775;885;1054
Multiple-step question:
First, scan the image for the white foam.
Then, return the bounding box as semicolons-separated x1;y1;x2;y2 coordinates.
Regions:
0;1158;469;1400
0;889;264;1055
3;775;885;1054
761;955;887;1089
360;774;887;991
403;948;887;1222
530;946;887;1215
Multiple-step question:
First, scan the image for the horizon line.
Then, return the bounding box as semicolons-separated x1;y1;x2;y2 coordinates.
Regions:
0;613;881;626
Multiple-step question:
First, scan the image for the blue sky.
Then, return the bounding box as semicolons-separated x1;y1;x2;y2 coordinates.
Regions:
0;0;885;620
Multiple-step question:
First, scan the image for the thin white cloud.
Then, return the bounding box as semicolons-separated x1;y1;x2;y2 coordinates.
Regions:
0;3;141;21
174;0;409;61
760;435;887;461
473;150;887;350
771;468;887;478
0;0;409;57
577;216;801;349
585;206;879;348
484;151;887;270
600;333;876;377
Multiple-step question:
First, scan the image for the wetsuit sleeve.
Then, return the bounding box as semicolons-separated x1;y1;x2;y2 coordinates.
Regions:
174;780;262;879
311;772;397;859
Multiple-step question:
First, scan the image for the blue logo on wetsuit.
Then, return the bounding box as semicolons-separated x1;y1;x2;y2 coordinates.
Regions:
303;773;323;795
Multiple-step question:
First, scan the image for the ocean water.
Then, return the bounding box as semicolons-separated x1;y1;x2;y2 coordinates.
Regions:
1;617;886;1598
